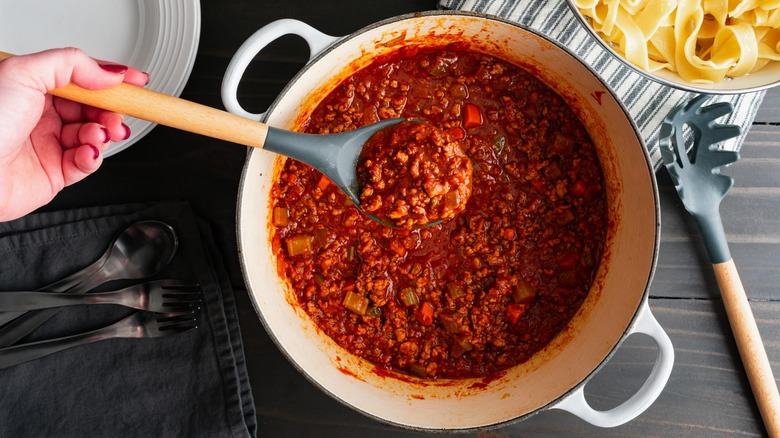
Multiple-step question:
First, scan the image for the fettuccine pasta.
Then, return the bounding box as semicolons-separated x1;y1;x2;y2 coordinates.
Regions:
574;0;780;83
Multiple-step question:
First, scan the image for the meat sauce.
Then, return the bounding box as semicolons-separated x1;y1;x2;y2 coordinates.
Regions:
270;44;608;379
357;120;473;229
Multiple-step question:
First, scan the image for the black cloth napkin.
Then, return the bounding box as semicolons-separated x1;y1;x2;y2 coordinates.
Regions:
0;201;256;438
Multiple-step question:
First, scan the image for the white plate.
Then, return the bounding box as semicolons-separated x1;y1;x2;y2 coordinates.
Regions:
0;0;201;157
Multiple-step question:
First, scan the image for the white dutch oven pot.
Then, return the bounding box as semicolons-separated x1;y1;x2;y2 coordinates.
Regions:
224;11;673;432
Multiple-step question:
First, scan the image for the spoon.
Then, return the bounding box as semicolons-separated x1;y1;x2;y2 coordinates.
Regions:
0;51;405;213
0;220;177;326
0;220;178;347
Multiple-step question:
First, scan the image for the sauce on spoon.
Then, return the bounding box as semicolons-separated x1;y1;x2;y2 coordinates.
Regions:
357;121;473;229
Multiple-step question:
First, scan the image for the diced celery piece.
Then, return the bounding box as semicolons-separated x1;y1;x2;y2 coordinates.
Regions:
513;277;536;304
409;364;427;378
400;287;420;307
446;283;465;299
273;206;289;227
286;235;313;257
457;337;473;352
343;291;369;315
440;316;460;334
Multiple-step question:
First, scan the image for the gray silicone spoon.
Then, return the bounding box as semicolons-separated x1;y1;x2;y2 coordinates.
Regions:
0;51;401;211
659;95;780;437
0;220;178;347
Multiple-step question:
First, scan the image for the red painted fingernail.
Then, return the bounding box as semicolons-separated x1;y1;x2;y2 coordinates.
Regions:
121;123;131;140
89;145;100;160
101;127;111;143
99;63;128;74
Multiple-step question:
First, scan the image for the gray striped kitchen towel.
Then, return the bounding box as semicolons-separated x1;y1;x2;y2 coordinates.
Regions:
437;0;765;169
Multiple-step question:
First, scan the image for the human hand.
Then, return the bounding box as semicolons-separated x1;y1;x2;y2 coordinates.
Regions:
0;48;148;221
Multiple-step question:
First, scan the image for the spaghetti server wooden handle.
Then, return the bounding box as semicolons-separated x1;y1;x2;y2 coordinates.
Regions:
714;259;780;437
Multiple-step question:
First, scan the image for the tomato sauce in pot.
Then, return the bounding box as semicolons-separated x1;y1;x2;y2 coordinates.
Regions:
270;43;608;379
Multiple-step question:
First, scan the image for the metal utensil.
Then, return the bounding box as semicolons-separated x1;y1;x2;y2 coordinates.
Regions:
0;280;200;313
0;51;403;212
0;310;198;370
0;220;178;346
660;95;780;437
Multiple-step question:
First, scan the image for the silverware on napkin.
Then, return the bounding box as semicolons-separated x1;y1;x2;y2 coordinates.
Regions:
0;202;256;437
0;220;178;346
0;280;201;313
0;310;199;370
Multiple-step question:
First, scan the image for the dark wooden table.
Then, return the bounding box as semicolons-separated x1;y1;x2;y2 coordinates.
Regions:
43;1;780;436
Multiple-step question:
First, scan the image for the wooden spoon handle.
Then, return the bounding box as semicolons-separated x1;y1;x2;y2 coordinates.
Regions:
714;259;780;437
0;50;268;148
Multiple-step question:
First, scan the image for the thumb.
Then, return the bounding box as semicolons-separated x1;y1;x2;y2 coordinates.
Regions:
5;47;128;94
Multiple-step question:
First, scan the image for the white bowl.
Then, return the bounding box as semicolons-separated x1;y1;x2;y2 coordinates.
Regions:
565;0;780;94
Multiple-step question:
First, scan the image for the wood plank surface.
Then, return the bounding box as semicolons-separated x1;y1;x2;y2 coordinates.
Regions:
754;93;780;125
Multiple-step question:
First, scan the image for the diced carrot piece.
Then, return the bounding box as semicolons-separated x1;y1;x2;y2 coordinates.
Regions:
570;180;587;196
502;228;516;240
506;303;528;324
446;126;466;141
388;239;407;257
316;175;331;192
463;103;483;129
417;302;435;326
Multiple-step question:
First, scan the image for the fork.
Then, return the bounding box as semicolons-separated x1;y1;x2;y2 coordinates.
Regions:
0;310;199;369
0;280;200;313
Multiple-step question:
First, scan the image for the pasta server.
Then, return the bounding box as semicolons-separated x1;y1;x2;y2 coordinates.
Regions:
659;95;780;436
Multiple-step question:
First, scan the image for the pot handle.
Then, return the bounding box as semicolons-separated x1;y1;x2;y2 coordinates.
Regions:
221;19;341;120
550;300;674;427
